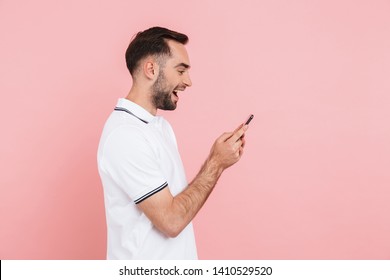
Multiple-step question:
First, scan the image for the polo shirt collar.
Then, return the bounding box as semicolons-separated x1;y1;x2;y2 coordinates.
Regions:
115;98;156;124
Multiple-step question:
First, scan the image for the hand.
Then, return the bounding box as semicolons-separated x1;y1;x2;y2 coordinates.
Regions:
208;124;248;171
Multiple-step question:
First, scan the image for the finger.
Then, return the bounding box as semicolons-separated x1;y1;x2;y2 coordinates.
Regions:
233;123;244;133
241;136;246;148
233;138;243;150
217;132;234;143
224;124;243;140
219;123;244;142
239;146;244;157
228;125;248;143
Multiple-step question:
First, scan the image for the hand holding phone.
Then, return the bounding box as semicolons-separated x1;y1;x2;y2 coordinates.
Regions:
237;114;253;142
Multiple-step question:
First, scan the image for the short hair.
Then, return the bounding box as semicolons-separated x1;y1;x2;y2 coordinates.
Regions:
125;26;189;76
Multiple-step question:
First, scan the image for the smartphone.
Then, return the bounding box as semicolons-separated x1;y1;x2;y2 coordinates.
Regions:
245;114;254;125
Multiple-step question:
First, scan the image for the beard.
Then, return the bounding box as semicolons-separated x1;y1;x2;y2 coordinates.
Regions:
151;71;177;111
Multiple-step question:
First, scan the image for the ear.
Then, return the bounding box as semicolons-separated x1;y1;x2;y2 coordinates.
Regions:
143;59;159;81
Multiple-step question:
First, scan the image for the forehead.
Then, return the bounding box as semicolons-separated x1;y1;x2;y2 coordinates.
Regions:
166;40;191;66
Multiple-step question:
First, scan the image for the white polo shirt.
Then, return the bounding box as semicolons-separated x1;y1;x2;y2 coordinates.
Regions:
97;98;198;259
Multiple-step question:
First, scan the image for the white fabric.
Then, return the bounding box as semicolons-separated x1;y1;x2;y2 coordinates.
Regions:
97;98;198;259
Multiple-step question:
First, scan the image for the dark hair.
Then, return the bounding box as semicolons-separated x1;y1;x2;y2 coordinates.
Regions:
125;26;189;76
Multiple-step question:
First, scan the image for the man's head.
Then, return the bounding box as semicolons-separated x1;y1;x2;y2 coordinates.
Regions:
125;27;188;76
125;27;192;111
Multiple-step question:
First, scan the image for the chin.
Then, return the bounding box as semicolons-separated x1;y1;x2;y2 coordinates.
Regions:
159;103;177;111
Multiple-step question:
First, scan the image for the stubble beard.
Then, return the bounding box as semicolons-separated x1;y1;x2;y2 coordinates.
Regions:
151;71;177;111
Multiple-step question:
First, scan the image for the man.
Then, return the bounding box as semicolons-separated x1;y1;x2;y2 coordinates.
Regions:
97;27;248;259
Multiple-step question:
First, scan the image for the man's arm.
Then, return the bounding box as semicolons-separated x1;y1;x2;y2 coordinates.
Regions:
137;124;248;237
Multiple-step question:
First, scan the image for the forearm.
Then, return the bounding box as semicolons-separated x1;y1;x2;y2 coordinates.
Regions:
170;157;223;234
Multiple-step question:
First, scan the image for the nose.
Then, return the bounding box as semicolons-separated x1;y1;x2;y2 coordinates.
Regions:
183;73;192;87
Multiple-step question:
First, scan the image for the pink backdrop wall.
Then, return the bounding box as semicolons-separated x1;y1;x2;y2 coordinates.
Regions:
1;0;389;259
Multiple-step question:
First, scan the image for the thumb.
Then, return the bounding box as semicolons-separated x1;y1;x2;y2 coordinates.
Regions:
217;132;234;143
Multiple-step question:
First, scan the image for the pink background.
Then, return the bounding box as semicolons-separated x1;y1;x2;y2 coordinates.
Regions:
1;0;389;259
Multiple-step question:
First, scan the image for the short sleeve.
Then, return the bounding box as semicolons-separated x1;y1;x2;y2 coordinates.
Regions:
100;125;167;204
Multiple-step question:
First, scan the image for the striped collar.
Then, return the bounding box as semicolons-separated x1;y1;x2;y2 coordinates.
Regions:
114;98;155;124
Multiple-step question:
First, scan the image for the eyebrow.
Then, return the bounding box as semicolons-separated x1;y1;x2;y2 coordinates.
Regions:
175;62;191;69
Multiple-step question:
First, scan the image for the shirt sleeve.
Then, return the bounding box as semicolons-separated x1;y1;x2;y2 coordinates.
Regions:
100;125;167;204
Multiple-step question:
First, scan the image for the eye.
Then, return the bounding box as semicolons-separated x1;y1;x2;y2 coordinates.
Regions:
178;70;185;75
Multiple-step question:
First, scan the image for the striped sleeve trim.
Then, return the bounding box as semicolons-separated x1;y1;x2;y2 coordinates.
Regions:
134;182;168;204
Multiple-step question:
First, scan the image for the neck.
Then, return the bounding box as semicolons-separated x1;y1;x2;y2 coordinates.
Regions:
125;85;157;116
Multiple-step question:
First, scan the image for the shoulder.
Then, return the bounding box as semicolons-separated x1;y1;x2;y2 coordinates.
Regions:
99;122;157;161
104;124;151;150
159;117;178;146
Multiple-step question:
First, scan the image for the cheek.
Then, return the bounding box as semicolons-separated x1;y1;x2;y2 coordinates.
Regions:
164;71;180;85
